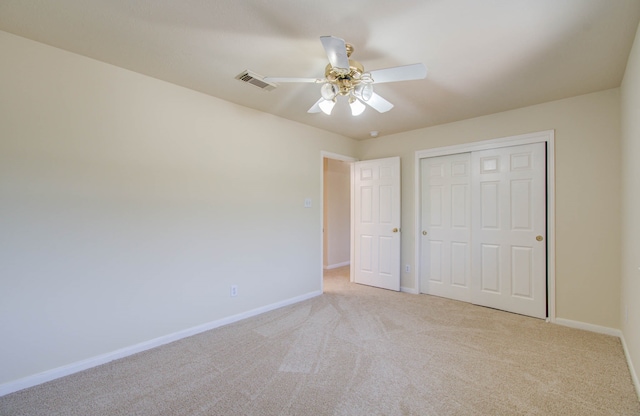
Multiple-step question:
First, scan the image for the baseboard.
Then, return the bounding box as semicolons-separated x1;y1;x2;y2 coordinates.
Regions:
324;261;350;270
553;318;622;337
620;333;640;400
401;286;419;294
0;290;322;397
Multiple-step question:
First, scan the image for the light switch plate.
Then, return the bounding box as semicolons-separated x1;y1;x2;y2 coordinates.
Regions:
304;198;312;208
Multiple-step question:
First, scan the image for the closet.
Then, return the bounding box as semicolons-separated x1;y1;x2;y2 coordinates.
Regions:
419;142;547;318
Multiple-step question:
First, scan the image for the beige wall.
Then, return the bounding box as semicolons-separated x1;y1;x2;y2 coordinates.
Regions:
358;88;622;329
323;159;351;268
0;31;357;385
620;22;640;392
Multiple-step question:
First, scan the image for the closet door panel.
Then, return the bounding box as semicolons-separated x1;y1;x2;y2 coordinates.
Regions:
471;143;546;318
420;153;471;302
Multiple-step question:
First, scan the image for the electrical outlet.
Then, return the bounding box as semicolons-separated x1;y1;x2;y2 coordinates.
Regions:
405;264;411;273
230;285;238;297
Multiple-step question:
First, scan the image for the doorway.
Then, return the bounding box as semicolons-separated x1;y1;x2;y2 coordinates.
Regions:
321;152;356;292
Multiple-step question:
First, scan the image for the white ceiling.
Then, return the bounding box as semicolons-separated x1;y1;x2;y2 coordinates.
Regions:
1;0;639;140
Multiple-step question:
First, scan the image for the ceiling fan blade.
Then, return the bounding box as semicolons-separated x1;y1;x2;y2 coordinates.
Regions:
320;36;350;71
308;98;324;113
264;77;321;83
369;63;427;84
365;93;394;113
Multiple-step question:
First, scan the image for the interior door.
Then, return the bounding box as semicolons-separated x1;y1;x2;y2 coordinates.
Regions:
353;157;401;291
471;143;546;318
420;153;471;302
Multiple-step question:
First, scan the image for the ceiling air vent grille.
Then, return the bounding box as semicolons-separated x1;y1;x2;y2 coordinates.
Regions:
235;70;276;91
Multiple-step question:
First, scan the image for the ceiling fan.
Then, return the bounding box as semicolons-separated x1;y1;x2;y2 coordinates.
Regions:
264;36;427;116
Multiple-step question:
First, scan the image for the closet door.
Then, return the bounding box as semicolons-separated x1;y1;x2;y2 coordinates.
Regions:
471;143;546;318
420;153;471;302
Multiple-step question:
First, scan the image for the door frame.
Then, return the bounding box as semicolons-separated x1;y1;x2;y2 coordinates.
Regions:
320;151;357;292
414;130;556;322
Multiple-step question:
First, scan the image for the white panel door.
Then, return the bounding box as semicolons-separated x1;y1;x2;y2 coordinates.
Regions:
420;153;471;302
354;157;401;291
471;143;546;318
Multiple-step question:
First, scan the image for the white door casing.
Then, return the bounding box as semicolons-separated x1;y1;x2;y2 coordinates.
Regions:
353;157;401;291
471;143;547;318
420;153;472;302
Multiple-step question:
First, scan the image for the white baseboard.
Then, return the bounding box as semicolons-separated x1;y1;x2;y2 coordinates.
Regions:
553;318;622;337
0;290;322;397
324;261;350;270
620;333;640;400
401;286;419;294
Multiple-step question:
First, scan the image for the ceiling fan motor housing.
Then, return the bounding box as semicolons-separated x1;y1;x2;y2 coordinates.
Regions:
324;45;368;97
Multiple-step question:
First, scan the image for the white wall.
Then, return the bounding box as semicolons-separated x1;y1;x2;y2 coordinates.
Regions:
358;88;622;329
323;158;351;269
620;21;640;393
0;31;357;386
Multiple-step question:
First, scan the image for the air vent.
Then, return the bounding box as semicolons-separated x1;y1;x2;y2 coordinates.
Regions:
235;70;276;91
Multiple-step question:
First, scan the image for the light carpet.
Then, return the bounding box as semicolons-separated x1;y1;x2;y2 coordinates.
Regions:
1;267;639;415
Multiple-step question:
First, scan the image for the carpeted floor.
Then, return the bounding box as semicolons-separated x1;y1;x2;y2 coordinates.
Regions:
1;267;639;415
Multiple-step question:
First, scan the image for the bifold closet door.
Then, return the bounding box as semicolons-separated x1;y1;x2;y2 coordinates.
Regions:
471;143;546;318
419;153;471;302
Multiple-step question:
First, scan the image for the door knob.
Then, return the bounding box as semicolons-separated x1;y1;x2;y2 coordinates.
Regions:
422;230;427;236
392;228;399;233
536;235;544;241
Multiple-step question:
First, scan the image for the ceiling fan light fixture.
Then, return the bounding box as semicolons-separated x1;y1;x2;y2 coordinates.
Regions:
320;82;338;100
265;36;427;117
319;98;336;115
349;97;366;116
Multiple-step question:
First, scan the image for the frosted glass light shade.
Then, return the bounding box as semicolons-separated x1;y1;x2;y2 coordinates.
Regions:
320;83;339;100
349;98;366;116
319;99;336;115
354;83;373;101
